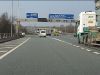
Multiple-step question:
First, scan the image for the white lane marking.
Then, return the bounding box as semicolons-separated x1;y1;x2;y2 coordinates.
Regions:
96;53;100;55
50;37;100;55
3;47;14;48
76;46;80;47
93;52;100;55
61;41;65;42
51;38;91;52
51;38;63;42
86;49;92;52
0;37;31;60
2;45;16;46
81;47;85;50
51;37;72;45
0;51;7;53
51;37;79;47
73;45;76;47
0;47;14;49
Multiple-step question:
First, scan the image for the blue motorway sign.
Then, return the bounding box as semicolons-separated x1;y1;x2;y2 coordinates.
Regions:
49;14;74;19
26;13;38;18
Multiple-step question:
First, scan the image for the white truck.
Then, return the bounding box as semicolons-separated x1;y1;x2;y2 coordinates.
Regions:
77;11;100;45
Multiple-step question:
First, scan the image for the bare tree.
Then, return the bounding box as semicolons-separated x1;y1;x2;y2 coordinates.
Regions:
0;12;15;33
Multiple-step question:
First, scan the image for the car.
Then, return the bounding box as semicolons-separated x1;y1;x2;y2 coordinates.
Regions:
39;30;46;37
21;32;25;36
19;32;25;38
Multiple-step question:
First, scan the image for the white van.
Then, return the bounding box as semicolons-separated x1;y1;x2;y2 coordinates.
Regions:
39;30;46;37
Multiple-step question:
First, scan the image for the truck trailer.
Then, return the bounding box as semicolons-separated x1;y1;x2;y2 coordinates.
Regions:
77;11;100;46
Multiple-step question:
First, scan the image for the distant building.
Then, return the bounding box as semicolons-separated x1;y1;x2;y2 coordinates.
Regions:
96;0;100;27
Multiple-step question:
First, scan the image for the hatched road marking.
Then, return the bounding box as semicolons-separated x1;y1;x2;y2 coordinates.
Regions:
3;47;14;48
2;45;16;46
0;37;31;60
0;51;8;53
0;47;14;49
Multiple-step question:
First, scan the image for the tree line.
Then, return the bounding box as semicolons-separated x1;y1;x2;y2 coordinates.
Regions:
0;12;28;34
0;13;15;33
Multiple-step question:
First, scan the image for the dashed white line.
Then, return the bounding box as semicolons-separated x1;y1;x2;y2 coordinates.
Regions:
51;38;81;48
50;37;100;55
81;47;85;50
73;45;76;47
76;46;80;47
61;41;65;43
0;37;31;60
51;38;64;42
51;37;73;45
93;52;100;55
86;49;92;52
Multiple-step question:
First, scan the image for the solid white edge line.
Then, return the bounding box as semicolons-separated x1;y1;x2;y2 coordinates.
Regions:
0;37;31;60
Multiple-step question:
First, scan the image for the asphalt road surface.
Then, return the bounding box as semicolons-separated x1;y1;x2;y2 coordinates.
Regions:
0;35;100;75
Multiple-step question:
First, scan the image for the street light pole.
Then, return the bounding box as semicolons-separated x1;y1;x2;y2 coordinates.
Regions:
11;0;13;37
17;0;20;34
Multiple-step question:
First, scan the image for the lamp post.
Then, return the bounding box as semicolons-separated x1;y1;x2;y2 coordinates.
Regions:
17;0;20;34
11;0;13;37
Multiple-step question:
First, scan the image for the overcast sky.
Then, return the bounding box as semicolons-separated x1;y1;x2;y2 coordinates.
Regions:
0;0;95;19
